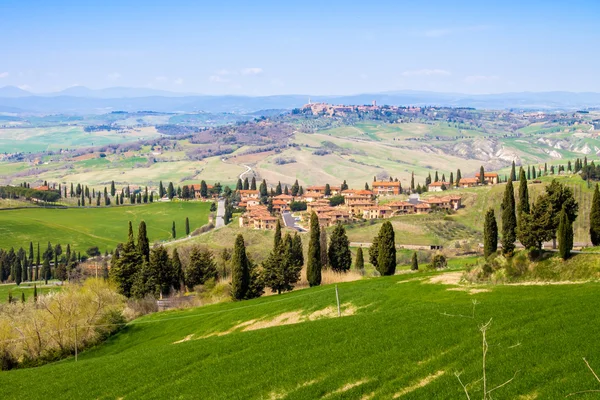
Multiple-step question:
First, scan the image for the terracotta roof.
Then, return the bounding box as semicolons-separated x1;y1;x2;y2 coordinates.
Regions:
274;194;293;200
428;181;448;187
475;173;499;178
34;185;51;191
372;181;401;187
240;190;259;194
459;178;479;184
415;203;432;209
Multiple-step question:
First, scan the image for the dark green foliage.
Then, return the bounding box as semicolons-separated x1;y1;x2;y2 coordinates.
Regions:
289;201;307;212
376;221;396;276
291;233;304;269
137;221;150;262
275;181;282;196
324;184;331;196
291;179;299;196
319;227;328;268
167;182;175;199
431;254;447;269
518;168;530;215
501;179;517;255
341;180;348;191
517;196;554;250
558;207;573;260
510;161;516;182
132;245;175;299
171;249;184;292
483;208;498;258
369;235;380;267
274;219;282;250
171;221;176;239
185;247;217;290
327;223;351;272
185;217;190;236
210;202;217;212
328;195;344;207
263;233;302;294
411;252;418;271
545;179;579;231
355;247;364;270
33;284;37;302
456;169;461;187
231;234;250;300
590;184;600;246
110;234;142;298
479;166;485;185
250;177;257;191
200;181;208;198
243;177;249;191
306;212;322;287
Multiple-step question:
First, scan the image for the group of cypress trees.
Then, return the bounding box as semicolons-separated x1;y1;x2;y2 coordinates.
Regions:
262;220;304;294
111;221;183;298
484;169;579;260
0;241;79;285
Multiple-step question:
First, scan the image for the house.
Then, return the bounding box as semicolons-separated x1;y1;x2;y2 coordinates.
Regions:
371;181;402;196
362;206;393;219
239;189;260;199
415;203;432;214
239;205;278;230
457;178;479;188
347;201;375;217
318;210;352;226
387;201;416;214
342;189;373;204
302;192;326;202
34;185;51;191
306;199;331;213
272;199;290;213
191;184;215;199
239;197;260;209
305;185;340;196
427;181;449;192
475;172;499;185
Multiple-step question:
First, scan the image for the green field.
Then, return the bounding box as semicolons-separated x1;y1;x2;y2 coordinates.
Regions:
0;202;211;253
4;268;600;399
0;282;59;303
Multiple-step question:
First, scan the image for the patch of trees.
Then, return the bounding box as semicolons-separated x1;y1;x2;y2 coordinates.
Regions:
84;125;121;133
0;185;61;203
156;125;202;135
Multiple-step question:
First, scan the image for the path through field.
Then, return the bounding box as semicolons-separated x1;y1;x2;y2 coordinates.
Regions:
215;199;225;228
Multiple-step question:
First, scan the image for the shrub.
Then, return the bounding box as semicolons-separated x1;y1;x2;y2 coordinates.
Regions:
430;254;447;269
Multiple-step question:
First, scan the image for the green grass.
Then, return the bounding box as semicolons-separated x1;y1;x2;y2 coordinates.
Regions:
0;282;59;303
0;202;211;253
4;271;600;398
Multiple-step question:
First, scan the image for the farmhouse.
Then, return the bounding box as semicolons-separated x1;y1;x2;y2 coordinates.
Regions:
475;172;499;185
372;181;402;196
305;185;340;196
239;205;278;230
427;181;449;192
239;189;260;198
362;206;393;219
387;201;415;214
457;177;479;188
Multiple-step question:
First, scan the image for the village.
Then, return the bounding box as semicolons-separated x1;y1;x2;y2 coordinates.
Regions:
238;172;500;230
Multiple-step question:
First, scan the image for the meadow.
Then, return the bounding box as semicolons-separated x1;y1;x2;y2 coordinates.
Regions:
0;282;59;303
3;268;600;399
0;202;211;253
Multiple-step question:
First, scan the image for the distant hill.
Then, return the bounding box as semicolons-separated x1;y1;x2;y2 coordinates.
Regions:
2;87;600;113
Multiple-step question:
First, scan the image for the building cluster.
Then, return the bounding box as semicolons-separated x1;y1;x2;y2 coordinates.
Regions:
427;172;499;192
238;180;463;230
300;101;421;117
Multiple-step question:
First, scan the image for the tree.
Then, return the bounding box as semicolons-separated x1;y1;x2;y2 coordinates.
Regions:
185;247;217;290
137;221;150;262
171;221;176;239
434;171;439;182
306;212;322;286
243;177;249;190
251;176;257;190
42;257;50;284
324;183;331;196
590;184;600;246
231;234;250;300
291;233;304;269
319;227;328;268
449;172;454;186
517;196;554;250
291;179;299;196
167;182;175;199
411;252;419;271
501;179;517;255
369;234;380;268
376;222;396;276
510;161;517;182
28;242;33;263
86;246;100;258
483;209;498;258
431;254;447;269
341;180;348;191
185;217;190;236
545;180;579;246
210;202;217;212
200;180;208;198
33;284;37;302
236;178;243;191
479;166;486;185
558;206;573;260
110;180;116;197
263;233;301;294
328;223;351;272
456;169;462;187
171;248;184;291
274;219;282;249
411;172;415;191
355;247;364;270
518;168;530;215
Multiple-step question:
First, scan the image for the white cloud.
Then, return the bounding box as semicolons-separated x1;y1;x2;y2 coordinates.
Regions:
107;72;121;81
464;75;500;84
173;78;184;85
241;67;263;75
0;72;8;78
402;69;451;77
209;75;231;83
18;84;32;90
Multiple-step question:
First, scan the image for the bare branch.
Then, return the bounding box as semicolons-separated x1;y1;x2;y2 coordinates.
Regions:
487;370;520;394
566;389;600;397
584;358;600;384
454;372;471;400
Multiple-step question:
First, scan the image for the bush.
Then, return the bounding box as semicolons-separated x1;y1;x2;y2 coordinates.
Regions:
430;254;447;269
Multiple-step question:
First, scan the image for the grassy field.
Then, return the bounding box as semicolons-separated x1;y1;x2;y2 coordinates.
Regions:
4;268;600;398
0;282;59;303
0;202;211;253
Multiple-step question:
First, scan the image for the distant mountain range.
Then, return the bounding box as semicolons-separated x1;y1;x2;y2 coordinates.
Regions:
1;86;600;114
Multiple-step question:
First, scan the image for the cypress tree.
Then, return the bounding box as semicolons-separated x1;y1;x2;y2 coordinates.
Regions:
243;177;249;190
483;208;498;258
28;242;33;263
200;180;208;198
231;234;250;300
324;183;331;196
434;171;439;182
319;227;328;268
376;221;396;276
137;221;150;262
456;169;462;187
307;212;322;286
171;221;176;238
167;182;175;199
171;248;184;291
276;181;282;196
411;252;419;271
291;233;304;268
328;223;351;272
355;247;364;270
449;172;454;186
42;257;50;284
479;166;486;185
341;180;348;191
558;207;573;260
291;179;299;196
411;172;415;190
501;179;517;255
184;247;217;290
590;184;600;246
33;284;38;302
518;168;530;215
185;217;190;236
274;219;282;249
111;180;116;196
251;176;257;190
510;161;517;182
236;178;243;191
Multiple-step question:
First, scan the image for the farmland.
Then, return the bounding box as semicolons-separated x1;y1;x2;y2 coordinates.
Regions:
3;268;600;399
0;202;211;253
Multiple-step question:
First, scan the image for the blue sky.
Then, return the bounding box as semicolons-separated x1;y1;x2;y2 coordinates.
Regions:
0;0;599;95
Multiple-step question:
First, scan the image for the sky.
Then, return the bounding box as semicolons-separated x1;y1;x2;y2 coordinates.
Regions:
1;0;599;96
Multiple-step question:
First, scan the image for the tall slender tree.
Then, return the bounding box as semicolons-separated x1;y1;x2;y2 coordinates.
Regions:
376;222;396;276
590;184;600;246
479;166;486;185
355;247;364;270
558;207;573;260
501;180;517;255
518;168;530;215
411;252;419;271
171;221;176;238
185;217;190;236
274;219;282;249
137;221;150;262
483;208;498;258
307;212;322;286
231;234;250;300
328;223;351;272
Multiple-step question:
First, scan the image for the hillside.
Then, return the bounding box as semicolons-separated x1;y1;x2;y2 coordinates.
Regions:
3;271;600;399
